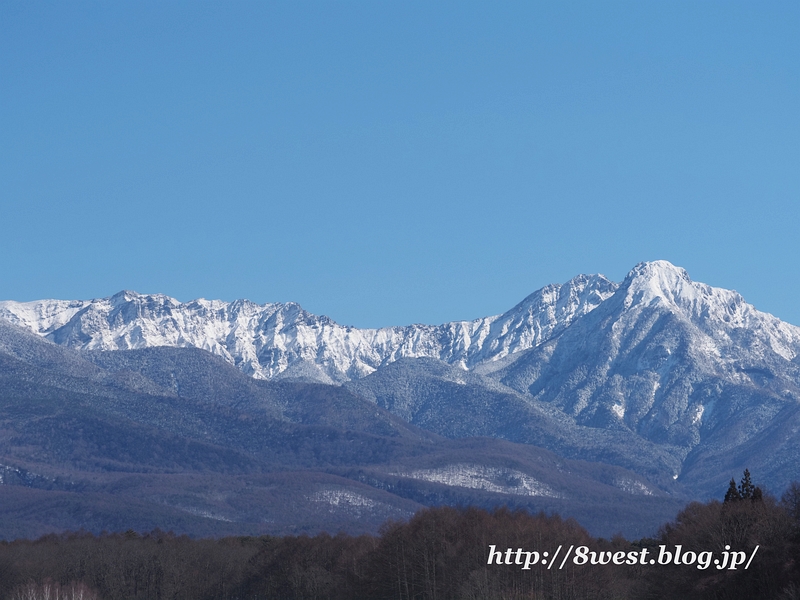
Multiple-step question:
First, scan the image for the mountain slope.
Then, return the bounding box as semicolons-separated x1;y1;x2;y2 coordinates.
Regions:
345;357;683;488
0;324;680;538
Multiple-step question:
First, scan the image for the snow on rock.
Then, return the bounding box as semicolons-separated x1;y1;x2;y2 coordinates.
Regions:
623;261;800;362
0;273;616;382
2;261;798;390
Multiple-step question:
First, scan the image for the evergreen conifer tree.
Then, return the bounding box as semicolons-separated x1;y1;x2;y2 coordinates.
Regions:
739;469;756;499
724;478;741;503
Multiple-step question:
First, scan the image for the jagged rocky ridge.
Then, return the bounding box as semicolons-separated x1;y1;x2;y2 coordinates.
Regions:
0;273;617;383
6;262;798;391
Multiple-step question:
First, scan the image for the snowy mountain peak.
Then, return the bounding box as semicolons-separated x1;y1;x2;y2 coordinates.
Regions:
623;260;698;307
111;289;139;300
2;262;798;382
616;260;800;362
621;260;747;323
627;260;690;284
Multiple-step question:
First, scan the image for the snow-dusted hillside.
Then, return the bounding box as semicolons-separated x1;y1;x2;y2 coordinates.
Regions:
0;273;616;382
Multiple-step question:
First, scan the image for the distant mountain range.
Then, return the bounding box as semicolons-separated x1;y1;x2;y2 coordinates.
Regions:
1;260;798;539
0;271;618;383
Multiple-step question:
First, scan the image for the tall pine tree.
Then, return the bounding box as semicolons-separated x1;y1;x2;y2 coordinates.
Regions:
724;478;741;503
739;469;755;499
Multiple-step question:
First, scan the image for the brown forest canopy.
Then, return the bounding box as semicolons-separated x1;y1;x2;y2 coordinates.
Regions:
3;477;800;600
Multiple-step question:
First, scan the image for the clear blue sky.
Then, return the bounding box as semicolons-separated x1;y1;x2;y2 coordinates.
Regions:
2;2;798;328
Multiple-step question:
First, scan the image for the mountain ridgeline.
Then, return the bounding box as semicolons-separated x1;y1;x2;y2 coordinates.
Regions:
0;272;618;383
0;260;798;538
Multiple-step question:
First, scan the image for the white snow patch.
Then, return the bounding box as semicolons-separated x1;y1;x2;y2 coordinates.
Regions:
614;478;654;496
392;464;561;498
175;506;233;522
692;404;705;425
309;489;377;509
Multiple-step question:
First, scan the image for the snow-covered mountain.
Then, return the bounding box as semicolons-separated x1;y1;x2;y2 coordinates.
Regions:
0;273;617;383
501;261;800;418
494;261;800;493
3;260;800;504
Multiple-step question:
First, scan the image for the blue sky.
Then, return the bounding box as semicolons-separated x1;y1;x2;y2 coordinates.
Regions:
2;2;798;328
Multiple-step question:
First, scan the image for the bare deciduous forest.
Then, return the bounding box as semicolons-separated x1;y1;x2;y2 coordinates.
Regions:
2;476;799;600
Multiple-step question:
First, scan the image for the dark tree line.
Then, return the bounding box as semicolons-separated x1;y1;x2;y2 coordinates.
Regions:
2;472;800;599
